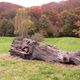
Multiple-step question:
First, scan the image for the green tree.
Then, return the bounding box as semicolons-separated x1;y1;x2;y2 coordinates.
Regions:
60;8;80;36
39;14;53;37
0;18;14;36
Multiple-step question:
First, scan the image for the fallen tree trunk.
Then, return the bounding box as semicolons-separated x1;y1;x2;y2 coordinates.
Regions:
10;38;80;65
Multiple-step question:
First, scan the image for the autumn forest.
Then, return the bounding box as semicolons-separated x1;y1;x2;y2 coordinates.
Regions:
0;0;80;38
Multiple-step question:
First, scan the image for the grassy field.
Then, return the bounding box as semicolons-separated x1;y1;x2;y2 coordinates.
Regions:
0;37;14;53
43;37;80;51
0;37;80;80
0;37;80;54
0;55;80;80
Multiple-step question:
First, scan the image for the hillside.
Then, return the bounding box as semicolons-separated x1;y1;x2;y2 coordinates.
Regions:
0;2;22;16
42;0;80;11
0;0;80;37
0;0;80;16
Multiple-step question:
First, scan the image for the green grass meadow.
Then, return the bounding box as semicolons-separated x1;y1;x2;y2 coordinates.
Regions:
0;37;80;54
0;37;80;80
43;37;80;51
0;37;14;53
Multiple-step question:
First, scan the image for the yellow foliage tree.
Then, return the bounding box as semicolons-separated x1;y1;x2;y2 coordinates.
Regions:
15;8;33;38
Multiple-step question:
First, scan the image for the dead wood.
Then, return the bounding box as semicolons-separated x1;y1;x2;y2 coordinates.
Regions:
10;38;80;65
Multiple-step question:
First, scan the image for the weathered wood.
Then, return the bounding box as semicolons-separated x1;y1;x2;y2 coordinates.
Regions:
70;56;80;65
10;38;80;65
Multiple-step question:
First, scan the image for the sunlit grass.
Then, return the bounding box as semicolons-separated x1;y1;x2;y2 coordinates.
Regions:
43;37;80;51
0;37;80;80
0;55;80;80
0;37;13;53
0;37;80;54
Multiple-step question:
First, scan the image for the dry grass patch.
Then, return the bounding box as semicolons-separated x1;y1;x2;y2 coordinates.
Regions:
0;54;80;80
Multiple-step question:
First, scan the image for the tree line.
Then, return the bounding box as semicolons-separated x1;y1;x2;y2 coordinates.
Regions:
0;0;80;37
